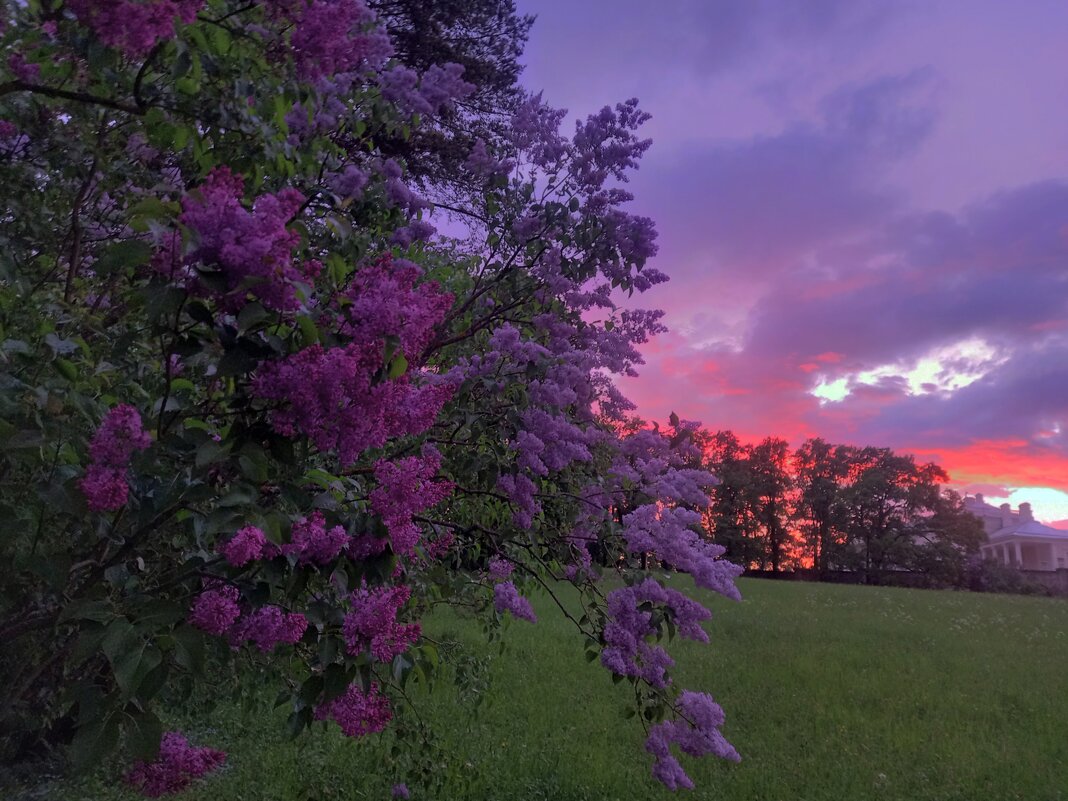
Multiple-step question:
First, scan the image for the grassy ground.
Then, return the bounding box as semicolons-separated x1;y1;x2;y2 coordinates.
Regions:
50;578;1068;800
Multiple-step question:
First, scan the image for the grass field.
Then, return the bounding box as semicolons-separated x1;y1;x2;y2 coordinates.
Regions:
57;578;1068;800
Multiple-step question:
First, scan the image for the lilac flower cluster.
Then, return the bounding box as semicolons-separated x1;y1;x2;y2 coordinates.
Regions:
380;62;474;117
79;404;151;512
123;731;225;798
314;682;393;737
600;578;711;688
253;342;453;467
285;0;393;80
189;583;306;652
465;139;514;180
188;584;241;636
645;692;740;791
622;505;743;600
370;447;453;557
178;167;311;311
492;581;536;623
486;556;514;580
229;605;308;652
338;256;452;360
283;511;350;565
67;0;204;58
221;525;274;567
343;583;420;662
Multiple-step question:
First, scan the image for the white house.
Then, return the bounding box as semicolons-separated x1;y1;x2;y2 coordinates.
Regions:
965;494;1068;571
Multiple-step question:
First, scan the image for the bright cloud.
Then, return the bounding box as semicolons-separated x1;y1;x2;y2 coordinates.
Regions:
811;338;1007;403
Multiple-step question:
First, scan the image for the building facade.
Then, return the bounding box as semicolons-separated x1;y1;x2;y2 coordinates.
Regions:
965;494;1068;571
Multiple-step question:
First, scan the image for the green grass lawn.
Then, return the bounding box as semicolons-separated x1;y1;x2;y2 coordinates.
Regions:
56;578;1068;800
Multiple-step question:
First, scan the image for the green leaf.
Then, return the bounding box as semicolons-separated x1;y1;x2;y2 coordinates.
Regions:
54;358;78;381
195;439;227;468
297;315;319;345
173;626;207;675
125;709;163;762
68;711;120;773
388;353;408;379
94;240;153;275
102;619;151;697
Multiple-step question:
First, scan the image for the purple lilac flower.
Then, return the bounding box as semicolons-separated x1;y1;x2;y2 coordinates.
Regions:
283;511;350;565
645;691;740;790
188;585;241;636
221;525;273;567
492;582;536;623
314;682;392;737
229;605;307;651
486;556;514;580
343;583;420;662
79;404;151;511
67;0;204;57
124;731;225;797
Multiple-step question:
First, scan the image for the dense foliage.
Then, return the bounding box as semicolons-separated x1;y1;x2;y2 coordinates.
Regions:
0;0;743;794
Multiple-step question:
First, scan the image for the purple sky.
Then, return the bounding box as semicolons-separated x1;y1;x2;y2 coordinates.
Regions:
517;0;1068;523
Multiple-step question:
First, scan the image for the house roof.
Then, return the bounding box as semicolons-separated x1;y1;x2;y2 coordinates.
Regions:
988;519;1068;542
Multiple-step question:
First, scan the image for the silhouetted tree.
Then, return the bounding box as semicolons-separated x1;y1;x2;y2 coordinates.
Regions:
840;447;947;582
907;490;986;587
705;430;755;567
792;437;851;573
746;437;794;573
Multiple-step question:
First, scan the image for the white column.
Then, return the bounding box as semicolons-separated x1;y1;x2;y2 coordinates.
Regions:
1014;541;1023;567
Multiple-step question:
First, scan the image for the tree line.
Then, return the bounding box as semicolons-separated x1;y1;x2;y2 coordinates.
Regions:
690;431;987;586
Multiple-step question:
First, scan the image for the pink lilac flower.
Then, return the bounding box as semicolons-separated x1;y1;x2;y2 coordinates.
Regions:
188;585;241;635
80;404;151;511
229;605;307;651
645;691;739;790
220;525;273;567
338;255;452;360
283;511;350;565
66;0;204;58
314;682;392;737
253;342;453;467
391;783;410;799
343;583;420;662
124;731;225;797
179;166;312;311
492;582;536;623
287;0;393;80
88;404;152;466
370;447;452;557
79;465;131;512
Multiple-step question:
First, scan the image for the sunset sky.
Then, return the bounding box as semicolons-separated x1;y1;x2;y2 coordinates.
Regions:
518;0;1068;524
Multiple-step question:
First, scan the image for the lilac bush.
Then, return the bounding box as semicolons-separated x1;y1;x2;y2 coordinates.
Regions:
0;0;742;793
